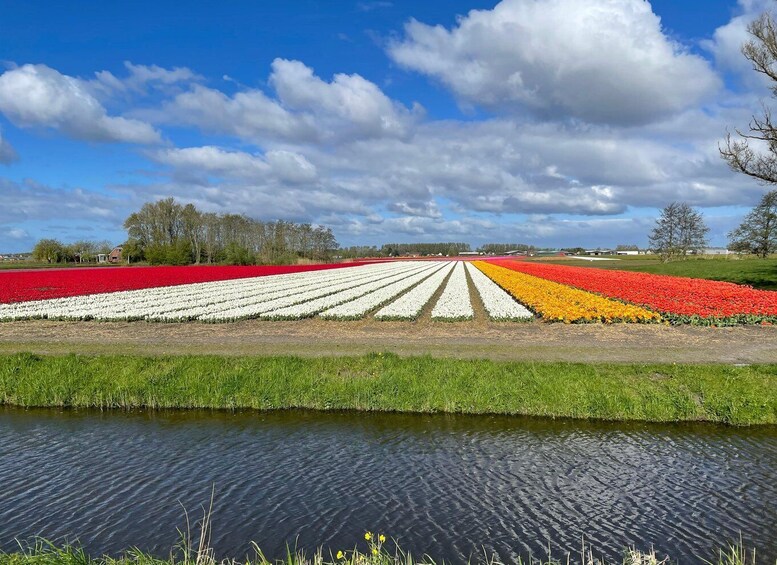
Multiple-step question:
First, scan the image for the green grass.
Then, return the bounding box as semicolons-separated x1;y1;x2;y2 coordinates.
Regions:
1;353;775;425
0;536;768;565
540;256;777;290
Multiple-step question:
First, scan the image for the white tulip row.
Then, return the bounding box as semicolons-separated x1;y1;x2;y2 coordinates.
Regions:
0;264;365;321
430;261;474;320
0;260;538;323
258;261;444;320
319;261;450;320
0;262;415;322
373;262;455;320
187;262;420;322
195;261;428;321
465;262;533;320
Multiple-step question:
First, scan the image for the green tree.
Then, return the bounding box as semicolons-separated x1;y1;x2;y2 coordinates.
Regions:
728;190;777;257
32;239;65;263
121;239;144;264
649;202;709;262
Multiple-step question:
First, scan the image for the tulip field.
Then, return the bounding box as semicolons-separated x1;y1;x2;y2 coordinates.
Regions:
0;259;776;324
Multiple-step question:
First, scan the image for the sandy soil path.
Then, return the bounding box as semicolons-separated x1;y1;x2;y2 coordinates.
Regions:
1;319;776;364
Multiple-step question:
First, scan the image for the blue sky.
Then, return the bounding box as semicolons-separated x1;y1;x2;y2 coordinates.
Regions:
0;0;774;252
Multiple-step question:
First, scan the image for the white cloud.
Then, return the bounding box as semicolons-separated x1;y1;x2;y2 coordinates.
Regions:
91;61;202;97
0;129;17;163
149;146;318;184
388;0;720;125
0;178;127;225
270;58;419;139
155;59;420;143
702;0;772;88
0;64;162;144
158;84;317;143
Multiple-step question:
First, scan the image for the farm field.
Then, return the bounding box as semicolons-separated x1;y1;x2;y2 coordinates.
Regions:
540;255;777;291
1;259;777;325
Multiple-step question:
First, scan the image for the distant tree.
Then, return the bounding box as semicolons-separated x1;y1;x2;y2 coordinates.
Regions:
616;244;639;251
728;190;777;257
122;239;144;264
32;239;65;263
67;240;95;263
649;202;709;262
223;242;255;265
720;12;777;183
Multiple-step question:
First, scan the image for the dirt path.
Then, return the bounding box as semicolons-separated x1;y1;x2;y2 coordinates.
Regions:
1;319;776;364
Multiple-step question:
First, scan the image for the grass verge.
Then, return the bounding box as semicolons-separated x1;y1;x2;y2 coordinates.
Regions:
1;353;775;425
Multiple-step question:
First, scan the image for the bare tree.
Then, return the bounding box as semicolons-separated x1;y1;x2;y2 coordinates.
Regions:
728;189;777;257
721;12;777;182
649;202;709;262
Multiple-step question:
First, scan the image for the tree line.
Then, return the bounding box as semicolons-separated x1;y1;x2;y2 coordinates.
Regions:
31;239;115;264
123;198;339;265
340;242;472;258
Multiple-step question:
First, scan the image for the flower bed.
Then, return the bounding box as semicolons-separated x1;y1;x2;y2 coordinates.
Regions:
319;262;448;320
374;262;455;320
0;263;370;304
473;262;659;323
487;259;777;325
464;262;533;321
431;261;474;320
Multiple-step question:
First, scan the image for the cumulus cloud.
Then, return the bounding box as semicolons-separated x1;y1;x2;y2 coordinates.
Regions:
0;64;161;144
91;61;202;97
0;178;127;225
702;0;772;88
155;59;419;143
157;84;317;143
388;0;720;125
0;129;17;163
149;146;318;184
270;58;419;139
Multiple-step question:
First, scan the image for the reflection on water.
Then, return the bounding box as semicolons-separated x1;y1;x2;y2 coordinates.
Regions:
1;408;775;562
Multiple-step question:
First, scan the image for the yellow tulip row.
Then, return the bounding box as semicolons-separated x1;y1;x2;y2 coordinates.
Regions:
472;262;660;323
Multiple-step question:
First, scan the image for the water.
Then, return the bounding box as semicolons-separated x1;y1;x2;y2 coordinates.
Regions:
1;408;775;563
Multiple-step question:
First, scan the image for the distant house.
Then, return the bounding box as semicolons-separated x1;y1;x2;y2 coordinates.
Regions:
585;249;613;256
108;246;123;263
615;250;640;256
459;251;482;256
699;247;734;256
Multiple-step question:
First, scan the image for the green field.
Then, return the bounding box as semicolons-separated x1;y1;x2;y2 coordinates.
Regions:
2;353;775;425
540;256;777;290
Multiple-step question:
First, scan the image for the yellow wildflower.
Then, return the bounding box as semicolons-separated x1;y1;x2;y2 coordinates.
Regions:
379;534;386;543
372;548;378;556
364;532;372;541
336;551;344;560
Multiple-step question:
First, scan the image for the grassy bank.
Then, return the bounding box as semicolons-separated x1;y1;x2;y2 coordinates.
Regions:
1;353;775;425
0;536;766;565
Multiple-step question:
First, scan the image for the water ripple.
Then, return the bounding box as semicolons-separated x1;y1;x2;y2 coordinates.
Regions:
0;409;775;563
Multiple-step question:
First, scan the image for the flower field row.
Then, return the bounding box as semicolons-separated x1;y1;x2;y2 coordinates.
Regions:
374;262;456;320
465;262;533;321
0;263;373;304
487;259;777;324
430;261;474;320
472;262;660;323
0;262;421;322
4;258;773;324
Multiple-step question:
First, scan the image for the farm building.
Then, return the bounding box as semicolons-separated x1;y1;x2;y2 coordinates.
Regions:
108;246;123;263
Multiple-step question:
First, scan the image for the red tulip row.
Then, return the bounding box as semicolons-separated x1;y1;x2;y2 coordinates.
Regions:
0;262;370;304
487;259;777;324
